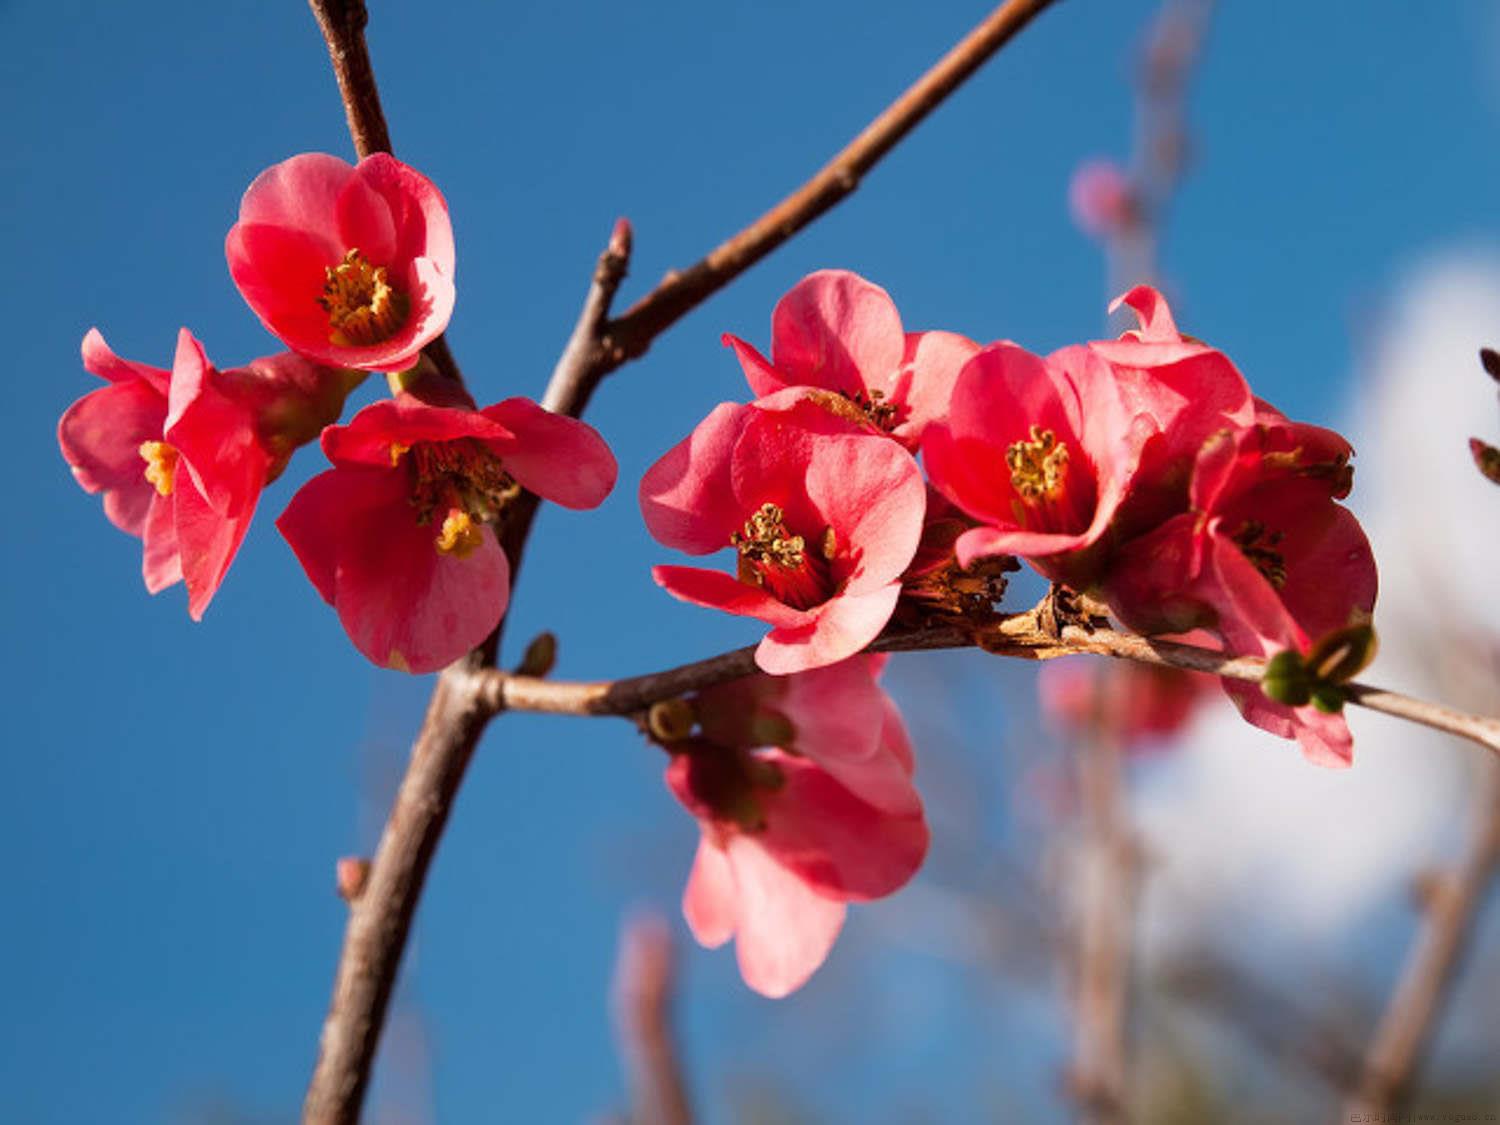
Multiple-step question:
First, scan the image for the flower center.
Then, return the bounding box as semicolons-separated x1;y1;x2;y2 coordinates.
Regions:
139;440;179;497
838;387;904;433
1006;425;1069;501
677;740;786;834
1231;519;1287;589
731;502;835;610
319;248;410;348
394;438;519;558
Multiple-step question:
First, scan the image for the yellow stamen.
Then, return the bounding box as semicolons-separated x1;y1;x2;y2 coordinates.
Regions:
435;509;485;558
388;441;411;466
319;248;410;348
1006;425;1069;500
732;503;805;570
139;441;179;497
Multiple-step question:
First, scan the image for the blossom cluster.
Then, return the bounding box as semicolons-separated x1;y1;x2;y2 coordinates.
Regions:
641;272;1376;765
632;269;1375;992
60;156;1377;999
60;153;614;667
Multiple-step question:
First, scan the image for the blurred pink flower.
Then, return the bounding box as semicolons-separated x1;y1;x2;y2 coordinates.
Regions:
1068;159;1138;239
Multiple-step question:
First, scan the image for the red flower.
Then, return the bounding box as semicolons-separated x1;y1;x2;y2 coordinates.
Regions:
666;660;927;997
278;393;616;673
693;654;921;815
1089;286;1256;536
59;328;353;618
226;153;455;373
640;402;926;674
1104;411;1375;766
1038;656;1214;751
722;270;978;448
923;342;1144;588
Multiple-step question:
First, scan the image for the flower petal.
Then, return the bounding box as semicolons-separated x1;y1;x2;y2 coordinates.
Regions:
652;565;813;630
723;834;847;999
480;398;617;510
756;583;901;674
682;836;736;950
770;270;904;397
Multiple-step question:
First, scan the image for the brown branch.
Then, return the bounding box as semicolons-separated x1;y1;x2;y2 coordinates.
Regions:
300;2;1060;1120
307;0;391;159
304;668;495;1123
1343;763;1500;1116
585;0;1061;378
471;613;1500;760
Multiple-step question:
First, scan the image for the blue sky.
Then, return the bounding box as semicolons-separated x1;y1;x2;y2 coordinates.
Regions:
6;0;1500;1120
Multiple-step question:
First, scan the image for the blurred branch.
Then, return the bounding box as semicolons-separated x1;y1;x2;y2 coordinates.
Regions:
300;3;1062;1120
1344;763;1500;1116
1066;715;1139;1123
1105;0;1215;295
612;914;693;1125
471;609;1500;760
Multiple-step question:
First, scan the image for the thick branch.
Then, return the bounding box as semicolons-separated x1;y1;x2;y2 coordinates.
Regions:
472;615;1500;759
304;668;495;1123
1344;764;1500;1115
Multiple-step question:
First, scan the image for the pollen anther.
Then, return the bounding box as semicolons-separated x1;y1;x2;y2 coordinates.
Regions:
1006;425;1069;500
139;440;179;497
319;248;411;348
435;509;484;558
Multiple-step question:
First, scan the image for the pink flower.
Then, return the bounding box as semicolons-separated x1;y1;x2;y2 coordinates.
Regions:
1089;286;1257;536
722;270;979;448
59;328;353;618
1038;657;1213;751
693;654;921;815
666;659;927;996
278;393;616;672
1104;411;1375;766
640;402;926;673
226;153;455;373
1068;159;1138;239
923;342;1144;588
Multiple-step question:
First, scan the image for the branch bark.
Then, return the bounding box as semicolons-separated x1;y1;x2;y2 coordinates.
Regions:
301;2;1061;1120
470;614;1500;761
1343;763;1500;1117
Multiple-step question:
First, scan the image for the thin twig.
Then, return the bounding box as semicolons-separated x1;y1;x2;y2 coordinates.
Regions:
470;613;1500;760
1343;763;1500;1117
300;2;1061;1119
589;0;1061;376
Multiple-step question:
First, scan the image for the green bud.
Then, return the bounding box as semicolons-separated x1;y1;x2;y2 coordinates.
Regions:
1471;438;1500;486
516;631;558;678
1306;622;1378;684
1261;649;1311;706
647;698;697;743
1309;683;1347;714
